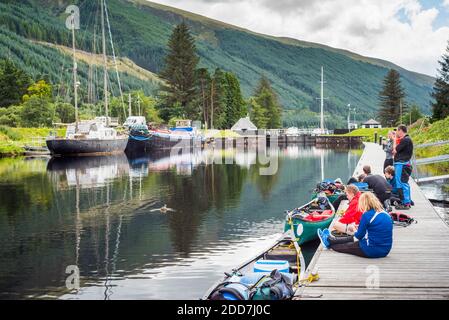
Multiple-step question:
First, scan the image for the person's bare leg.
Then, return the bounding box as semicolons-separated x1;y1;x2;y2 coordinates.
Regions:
332;221;347;233
331;221;356;235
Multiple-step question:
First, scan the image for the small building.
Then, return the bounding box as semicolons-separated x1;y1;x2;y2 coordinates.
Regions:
348;122;358;130
362;119;382;129
231;117;257;133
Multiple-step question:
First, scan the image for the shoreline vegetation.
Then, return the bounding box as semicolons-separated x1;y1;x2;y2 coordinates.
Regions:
0;127;65;156
0;119;447;158
1;13;448;159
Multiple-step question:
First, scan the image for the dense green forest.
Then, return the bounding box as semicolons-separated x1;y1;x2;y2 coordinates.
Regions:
0;0;436;128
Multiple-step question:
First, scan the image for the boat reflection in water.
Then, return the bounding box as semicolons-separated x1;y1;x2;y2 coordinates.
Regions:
0;145;363;300
127;148;260;176
47;154;130;189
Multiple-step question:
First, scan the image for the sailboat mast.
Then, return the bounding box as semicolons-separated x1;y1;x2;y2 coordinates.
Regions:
101;0;109;126
72;21;79;129
137;94;141;116
320;66;324;131
128;93;132;117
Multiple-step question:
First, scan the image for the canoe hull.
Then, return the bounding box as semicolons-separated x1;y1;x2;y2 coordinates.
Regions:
284;215;335;245
284;197;336;245
202;232;304;300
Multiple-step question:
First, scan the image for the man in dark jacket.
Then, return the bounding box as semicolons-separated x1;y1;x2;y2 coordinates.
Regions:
360;166;392;209
393;125;413;209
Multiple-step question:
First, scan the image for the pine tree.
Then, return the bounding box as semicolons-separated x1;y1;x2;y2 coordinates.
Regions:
248;98;268;129
0;59;32;108
195;68;211;127
378;69;406;127
209;68;227;129
253;76;282;128
159;23;199;120
254;76;273;97
223;72;247;128
431;42;449;121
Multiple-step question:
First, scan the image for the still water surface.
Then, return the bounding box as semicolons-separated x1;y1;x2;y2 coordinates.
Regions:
415;162;449;225
0;145;369;299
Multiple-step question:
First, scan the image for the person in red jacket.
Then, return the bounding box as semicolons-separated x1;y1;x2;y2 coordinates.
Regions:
330;184;363;235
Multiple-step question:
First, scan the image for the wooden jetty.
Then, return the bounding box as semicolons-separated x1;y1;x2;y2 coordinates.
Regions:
315;135;363;146
295;142;449;300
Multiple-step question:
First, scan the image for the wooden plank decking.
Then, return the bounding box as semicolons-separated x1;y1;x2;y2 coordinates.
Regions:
295;143;449;300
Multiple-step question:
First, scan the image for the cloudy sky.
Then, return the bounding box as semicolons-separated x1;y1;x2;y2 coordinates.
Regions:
149;0;449;77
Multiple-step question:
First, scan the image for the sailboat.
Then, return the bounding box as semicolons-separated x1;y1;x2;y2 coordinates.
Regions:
46;0;128;156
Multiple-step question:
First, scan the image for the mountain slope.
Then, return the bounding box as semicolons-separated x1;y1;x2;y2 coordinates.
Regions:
0;0;435;128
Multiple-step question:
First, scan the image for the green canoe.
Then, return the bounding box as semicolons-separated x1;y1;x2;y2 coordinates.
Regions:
284;198;336;245
311;191;343;204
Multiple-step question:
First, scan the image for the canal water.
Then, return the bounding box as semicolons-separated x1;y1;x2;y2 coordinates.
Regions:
0;146;362;299
416;163;449;225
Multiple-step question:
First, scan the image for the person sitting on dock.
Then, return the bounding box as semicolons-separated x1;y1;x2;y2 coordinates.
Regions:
335;174;367;209
346;173;367;185
392;125;414;210
317;192;393;258
360;165;392;209
330;185;363;235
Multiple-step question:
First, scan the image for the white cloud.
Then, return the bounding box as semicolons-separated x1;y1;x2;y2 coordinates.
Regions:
149;0;449;76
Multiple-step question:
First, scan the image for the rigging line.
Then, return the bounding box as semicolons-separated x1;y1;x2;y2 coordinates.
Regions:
88;3;100;104
111;214;123;285
77;0;95;53
93;6;101;106
104;0;127;120
104;183;112;300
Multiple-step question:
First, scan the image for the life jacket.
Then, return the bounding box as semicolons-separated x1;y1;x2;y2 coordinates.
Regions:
389;212;417;227
303;210;333;222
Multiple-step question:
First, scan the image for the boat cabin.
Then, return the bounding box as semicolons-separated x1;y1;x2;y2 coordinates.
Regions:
66;121;118;140
124;116;147;129
94;116;119;127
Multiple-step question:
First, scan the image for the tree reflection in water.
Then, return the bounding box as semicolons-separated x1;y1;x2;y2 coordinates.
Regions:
0;145;363;299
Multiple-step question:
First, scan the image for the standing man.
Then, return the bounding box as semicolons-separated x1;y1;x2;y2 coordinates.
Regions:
382;131;395;170
392;125;413;210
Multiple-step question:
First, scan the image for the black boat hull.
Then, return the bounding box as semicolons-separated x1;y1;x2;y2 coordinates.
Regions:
46;137;128;156
125;134;204;155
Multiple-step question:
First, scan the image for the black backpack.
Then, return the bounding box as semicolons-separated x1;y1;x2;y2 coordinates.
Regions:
250;270;294;300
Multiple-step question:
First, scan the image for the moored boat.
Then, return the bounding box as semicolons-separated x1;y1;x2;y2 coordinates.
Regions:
125;120;205;154
47;121;128;156
284;195;336;245
202;231;305;300
46;0;127;157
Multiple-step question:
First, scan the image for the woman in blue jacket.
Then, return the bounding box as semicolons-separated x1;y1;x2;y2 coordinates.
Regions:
318;192;393;258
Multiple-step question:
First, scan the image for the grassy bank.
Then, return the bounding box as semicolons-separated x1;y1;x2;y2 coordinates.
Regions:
409;117;449;159
0;126;65;156
337;118;449;158
336;127;394;142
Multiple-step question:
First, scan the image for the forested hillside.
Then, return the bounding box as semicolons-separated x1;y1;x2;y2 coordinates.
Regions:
0;0;435;128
